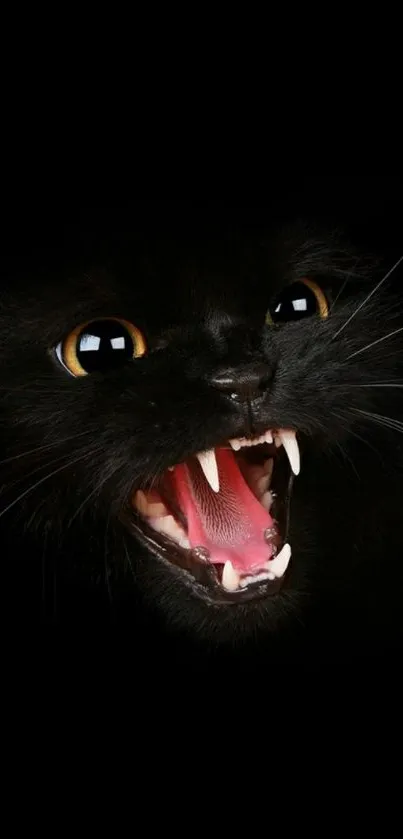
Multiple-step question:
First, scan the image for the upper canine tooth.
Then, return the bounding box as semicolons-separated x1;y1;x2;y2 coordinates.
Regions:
196;449;220;492
278;429;300;476
222;560;241;592
269;543;291;577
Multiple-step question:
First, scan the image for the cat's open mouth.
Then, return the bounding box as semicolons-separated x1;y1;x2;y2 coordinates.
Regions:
125;429;298;604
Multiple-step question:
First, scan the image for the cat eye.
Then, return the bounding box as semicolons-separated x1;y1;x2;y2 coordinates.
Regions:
55;318;147;377
266;279;329;325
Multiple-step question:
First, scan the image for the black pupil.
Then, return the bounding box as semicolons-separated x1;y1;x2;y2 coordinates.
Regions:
76;320;134;373
270;282;318;323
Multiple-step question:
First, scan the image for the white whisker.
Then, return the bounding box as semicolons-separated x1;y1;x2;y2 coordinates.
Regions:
68;472;114;525
104;514;112;604
353;408;403;433
331;254;403;341
3;450;84;493
0;450;96;520
123;537;136;583
329;278;348;312
346;325;403;360
345;382;403;388
0;430;92;467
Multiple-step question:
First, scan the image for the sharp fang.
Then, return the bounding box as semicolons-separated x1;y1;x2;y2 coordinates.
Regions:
278;430;300;476
268;543;291;578
196;449;220;492
222;560;241;592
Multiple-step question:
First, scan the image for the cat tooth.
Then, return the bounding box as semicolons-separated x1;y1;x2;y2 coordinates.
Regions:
134;490;169;518
240;569;272;588
230;433;274;451
134;490;149;515
268;543;291;578
274;434;282;448
222;560;241;592
257;472;271;497
263;457;274;480
148;501;170;517
148;514;188;545
278;429;300;476
196;449;220;492
261;490;273;511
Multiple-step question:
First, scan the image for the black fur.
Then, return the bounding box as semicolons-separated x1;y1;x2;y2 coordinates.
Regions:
1;212;403;669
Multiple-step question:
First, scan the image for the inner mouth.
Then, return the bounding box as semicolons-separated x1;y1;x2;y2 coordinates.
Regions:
126;428;299;604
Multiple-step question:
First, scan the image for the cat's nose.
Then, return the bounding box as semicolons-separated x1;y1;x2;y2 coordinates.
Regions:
210;363;272;403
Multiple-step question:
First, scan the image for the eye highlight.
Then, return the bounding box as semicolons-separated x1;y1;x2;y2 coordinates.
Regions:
55;318;147;377
266;278;329;325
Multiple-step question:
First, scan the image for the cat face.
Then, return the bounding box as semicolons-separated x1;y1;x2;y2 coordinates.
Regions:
1;230;402;641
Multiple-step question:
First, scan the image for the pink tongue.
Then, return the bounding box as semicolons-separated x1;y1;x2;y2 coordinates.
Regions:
170;448;274;573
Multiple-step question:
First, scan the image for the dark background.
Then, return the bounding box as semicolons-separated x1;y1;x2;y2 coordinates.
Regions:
3;176;403;274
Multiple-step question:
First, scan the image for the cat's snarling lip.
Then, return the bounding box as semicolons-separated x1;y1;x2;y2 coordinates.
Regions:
124;428;298;604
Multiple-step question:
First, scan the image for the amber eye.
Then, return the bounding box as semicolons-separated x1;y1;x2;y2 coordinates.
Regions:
266;278;329;325
55;318;147;377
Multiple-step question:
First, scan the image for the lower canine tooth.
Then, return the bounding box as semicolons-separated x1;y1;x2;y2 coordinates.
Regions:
269;543;291;578
222;560;241;592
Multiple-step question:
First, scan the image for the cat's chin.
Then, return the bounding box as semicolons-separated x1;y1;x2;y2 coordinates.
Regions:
121;428;298;606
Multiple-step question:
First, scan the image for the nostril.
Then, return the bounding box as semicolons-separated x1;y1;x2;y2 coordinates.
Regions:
210;363;272;402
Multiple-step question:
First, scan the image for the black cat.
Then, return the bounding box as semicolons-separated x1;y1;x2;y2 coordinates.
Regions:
1;216;403;662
